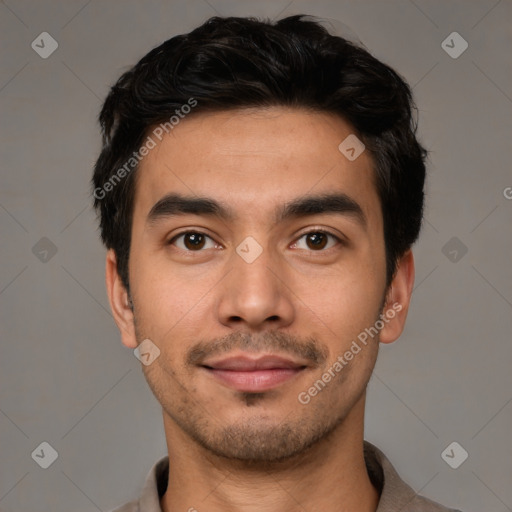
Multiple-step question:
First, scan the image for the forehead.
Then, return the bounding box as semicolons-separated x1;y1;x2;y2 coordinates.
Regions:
133;107;379;225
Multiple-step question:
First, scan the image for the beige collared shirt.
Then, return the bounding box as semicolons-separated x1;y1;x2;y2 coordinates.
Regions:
110;441;462;512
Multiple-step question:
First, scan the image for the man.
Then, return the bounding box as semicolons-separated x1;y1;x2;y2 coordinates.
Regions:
92;14;461;512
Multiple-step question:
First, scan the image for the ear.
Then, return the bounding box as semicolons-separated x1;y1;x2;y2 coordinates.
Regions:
105;249;138;348
379;249;415;345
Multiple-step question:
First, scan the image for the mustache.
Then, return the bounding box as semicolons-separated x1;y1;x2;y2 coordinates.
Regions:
186;331;328;367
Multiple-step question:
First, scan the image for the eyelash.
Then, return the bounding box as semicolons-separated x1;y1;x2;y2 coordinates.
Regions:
167;229;343;253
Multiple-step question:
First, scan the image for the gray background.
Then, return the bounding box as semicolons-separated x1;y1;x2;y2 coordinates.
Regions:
1;0;511;511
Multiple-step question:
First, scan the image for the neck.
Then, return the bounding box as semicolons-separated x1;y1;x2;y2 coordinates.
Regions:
159;396;379;512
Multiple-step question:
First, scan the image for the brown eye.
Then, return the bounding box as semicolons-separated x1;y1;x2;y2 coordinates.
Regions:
292;231;340;251
170;232;217;251
305;232;328;250
183;233;205;250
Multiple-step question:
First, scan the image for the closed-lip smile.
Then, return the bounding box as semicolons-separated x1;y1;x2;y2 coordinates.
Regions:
201;354;308;392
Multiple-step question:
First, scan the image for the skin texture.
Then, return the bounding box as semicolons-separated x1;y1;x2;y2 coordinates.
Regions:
105;107;415;512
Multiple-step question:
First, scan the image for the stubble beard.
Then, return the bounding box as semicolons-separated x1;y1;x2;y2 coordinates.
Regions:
133;307;380;465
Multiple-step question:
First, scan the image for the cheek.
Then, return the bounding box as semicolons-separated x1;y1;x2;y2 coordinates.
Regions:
299;260;385;342
129;251;177;336
130;254;219;350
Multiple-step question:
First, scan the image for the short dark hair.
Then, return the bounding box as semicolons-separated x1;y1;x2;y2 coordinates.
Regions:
92;14;427;291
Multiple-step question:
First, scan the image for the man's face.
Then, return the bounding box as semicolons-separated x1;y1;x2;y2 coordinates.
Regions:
111;107;407;462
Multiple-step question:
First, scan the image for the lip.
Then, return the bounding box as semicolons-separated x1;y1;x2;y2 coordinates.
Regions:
201;354;307;392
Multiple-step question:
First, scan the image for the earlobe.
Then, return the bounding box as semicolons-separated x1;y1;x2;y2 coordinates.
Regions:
379;250;415;345
105;249;138;348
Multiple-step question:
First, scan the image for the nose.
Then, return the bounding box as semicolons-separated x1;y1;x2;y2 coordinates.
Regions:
215;244;295;332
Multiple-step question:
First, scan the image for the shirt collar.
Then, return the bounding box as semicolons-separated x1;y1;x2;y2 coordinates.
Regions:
128;441;451;512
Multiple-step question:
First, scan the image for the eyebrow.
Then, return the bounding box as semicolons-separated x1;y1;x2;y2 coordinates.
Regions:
146;192;367;228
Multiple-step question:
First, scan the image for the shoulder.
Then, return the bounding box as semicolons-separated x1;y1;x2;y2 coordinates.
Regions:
407;493;463;511
106;455;169;512
364;441;463;512
108;499;139;512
